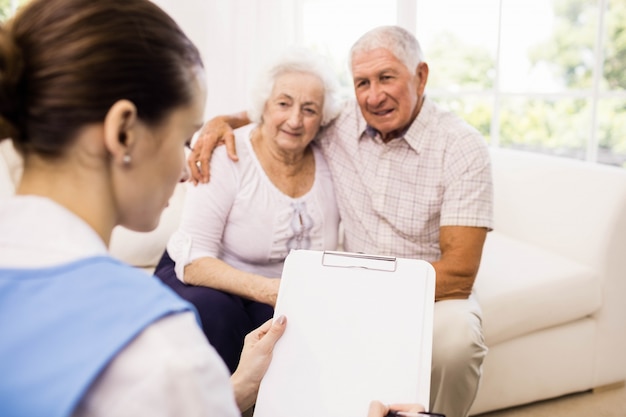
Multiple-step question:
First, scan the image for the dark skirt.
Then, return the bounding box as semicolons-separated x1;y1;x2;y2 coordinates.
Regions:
154;250;274;373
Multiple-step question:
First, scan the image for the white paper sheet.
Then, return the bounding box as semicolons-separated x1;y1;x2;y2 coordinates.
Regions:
253;250;436;417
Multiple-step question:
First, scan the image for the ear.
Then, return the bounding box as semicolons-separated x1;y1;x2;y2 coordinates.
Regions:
103;99;139;166
415;62;429;95
260;101;270;124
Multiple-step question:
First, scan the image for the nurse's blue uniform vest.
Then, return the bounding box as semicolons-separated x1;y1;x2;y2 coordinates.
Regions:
0;256;197;417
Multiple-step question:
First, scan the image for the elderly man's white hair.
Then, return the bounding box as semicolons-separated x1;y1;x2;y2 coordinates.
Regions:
248;47;342;127
349;25;425;73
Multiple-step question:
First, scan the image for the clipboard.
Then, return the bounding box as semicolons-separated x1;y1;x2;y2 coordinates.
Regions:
253;249;436;417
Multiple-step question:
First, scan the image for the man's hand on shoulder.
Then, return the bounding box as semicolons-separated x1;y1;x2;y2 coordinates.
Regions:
188;111;250;185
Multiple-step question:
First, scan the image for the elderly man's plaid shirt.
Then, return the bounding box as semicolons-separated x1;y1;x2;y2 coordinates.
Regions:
317;97;493;261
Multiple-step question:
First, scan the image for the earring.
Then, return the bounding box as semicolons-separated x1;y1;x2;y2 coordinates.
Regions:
123;154;131;165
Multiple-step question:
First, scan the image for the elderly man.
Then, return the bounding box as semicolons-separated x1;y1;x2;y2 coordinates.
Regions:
190;26;493;417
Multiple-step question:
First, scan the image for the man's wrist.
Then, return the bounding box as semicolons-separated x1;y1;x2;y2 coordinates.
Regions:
224;111;250;129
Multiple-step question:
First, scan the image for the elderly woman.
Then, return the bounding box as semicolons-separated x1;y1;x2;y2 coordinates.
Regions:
154;48;342;373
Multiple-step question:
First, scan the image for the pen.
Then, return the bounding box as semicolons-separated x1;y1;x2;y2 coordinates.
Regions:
385;411;446;417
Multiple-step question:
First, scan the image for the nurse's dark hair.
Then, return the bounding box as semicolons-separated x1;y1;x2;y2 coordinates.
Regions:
0;0;203;157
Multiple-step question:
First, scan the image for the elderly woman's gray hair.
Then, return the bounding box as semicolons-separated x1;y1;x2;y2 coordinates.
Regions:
349;25;425;74
248;47;342;127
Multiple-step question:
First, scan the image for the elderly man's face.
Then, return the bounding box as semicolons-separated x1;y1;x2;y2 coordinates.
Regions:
351;48;428;141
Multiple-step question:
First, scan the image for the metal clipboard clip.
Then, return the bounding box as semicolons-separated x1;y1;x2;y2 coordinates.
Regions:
321;251;397;272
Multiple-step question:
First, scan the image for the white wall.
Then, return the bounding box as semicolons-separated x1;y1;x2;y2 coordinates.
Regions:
151;0;298;120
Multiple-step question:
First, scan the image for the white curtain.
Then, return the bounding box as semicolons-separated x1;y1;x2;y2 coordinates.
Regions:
152;0;298;119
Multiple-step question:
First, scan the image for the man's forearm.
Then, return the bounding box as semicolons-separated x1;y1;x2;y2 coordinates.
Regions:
432;225;488;301
222;111;250;129
430;261;476;301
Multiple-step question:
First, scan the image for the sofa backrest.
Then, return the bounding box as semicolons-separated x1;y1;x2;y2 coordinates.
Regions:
108;184;186;269
489;147;626;271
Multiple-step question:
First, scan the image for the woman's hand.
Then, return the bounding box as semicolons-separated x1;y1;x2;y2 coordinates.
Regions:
230;315;287;412
367;400;426;417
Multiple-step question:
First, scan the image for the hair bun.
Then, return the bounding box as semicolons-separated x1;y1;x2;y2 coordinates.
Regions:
0;25;25;142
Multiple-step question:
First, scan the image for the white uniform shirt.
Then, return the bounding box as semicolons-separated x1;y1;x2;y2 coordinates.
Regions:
0;196;239;417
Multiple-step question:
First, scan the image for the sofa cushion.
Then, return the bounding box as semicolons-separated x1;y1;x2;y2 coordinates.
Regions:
474;231;602;345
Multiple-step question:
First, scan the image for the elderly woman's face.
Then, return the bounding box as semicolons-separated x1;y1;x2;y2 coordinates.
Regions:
261;71;325;154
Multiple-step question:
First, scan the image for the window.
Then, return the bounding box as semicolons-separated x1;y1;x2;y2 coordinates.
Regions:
0;0;27;21
299;0;626;167
8;0;623;167
297;0;397;98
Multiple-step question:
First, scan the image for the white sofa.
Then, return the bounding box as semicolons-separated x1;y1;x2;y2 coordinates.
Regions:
470;148;626;414
1;139;625;415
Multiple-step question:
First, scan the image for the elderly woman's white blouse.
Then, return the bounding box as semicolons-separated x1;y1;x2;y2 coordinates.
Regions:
168;123;340;282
